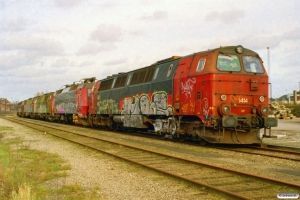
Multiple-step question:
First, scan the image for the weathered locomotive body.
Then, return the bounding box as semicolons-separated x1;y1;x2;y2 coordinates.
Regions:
17;45;277;144
51;77;96;123
88;56;179;131
172;46;276;143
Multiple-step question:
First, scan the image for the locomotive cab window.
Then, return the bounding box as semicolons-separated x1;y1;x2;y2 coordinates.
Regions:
144;66;156;82
114;74;128;88
111;78;116;89
217;54;241;72
167;64;173;77
126;74;132;85
196;58;206;71
62;87;70;93
242;56;264;73
99;79;114;91
153;67;159;80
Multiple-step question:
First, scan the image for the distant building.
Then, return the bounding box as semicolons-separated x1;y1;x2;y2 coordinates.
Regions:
0;98;12;111
276;91;300;104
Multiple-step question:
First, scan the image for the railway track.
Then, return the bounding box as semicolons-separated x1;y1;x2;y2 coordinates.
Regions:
209;145;300;162
4;114;300;162
2;116;300;200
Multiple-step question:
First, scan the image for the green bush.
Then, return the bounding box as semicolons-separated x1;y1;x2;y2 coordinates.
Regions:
285;104;300;117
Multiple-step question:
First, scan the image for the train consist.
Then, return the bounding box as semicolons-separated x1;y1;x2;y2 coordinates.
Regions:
17;45;277;144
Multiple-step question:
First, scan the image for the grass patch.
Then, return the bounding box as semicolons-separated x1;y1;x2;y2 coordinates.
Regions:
0;126;13;132
0;126;13;140
0;126;104;200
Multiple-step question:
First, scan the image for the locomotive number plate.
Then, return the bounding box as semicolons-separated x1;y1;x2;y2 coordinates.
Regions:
239;98;248;103
230;95;249;104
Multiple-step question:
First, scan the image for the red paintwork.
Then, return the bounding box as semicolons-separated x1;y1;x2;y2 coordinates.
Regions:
174;55;210;122
21;101;25;114
17;46;271;143
32;97;37;113
88;81;101;115
173;49;269;126
48;93;55;116
76;87;89;118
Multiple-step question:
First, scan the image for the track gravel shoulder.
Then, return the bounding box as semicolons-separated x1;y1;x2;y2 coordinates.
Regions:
0;118;223;200
262;117;300;147
2;117;300;199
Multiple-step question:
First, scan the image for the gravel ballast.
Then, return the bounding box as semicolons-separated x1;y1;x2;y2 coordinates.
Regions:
0;118;223;200
1;116;300;199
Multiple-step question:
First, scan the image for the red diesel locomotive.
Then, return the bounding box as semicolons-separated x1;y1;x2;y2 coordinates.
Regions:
17;45;277;144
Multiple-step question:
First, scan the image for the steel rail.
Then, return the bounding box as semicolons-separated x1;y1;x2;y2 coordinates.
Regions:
209;146;300;162
3;117;250;199
3;116;300;199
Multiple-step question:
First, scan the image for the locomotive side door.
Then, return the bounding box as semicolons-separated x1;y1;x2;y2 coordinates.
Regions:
75;88;84;117
89;81;101;115
173;57;193;114
187;55;208;122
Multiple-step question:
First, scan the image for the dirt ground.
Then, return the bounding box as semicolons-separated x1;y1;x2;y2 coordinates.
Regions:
262;117;300;147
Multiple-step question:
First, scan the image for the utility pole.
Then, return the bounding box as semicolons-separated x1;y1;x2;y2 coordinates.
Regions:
267;47;270;76
267;47;272;99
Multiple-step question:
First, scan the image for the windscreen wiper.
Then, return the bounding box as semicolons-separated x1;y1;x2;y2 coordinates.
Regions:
220;52;233;58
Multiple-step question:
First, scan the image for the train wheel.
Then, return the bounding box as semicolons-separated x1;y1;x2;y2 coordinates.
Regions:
178;134;187;142
199;138;207;146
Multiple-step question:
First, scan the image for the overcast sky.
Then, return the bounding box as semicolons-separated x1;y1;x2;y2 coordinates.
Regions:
1;0;300;102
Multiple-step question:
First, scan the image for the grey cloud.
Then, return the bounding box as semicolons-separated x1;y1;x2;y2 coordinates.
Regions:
89;24;122;43
141;11;167;20
103;58;127;66
98;2;117;9
0;1;5;9
50;58;72;68
77;43;117;56
0;19;29;33
238;27;300;50
0;54;26;69
79;61;95;68
129;29;145;36
209;27;300;52
54;0;87;8
2;37;65;57
283;27;300;40
241;35;282;50
205;9;245;24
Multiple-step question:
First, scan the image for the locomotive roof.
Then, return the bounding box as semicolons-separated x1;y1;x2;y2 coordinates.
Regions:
100;56;182;81
182;45;259;58
100;45;259;82
20;45;260;102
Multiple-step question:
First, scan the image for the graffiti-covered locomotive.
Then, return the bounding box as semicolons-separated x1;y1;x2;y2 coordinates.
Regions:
17;45;277;144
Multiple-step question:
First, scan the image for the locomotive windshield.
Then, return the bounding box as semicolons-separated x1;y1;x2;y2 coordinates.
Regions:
242;56;264;73
217;54;241;71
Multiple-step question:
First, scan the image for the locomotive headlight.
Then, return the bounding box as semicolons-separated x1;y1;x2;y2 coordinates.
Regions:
258;105;269;116
259;96;265;102
220;94;227;101
262;107;268;115
235;45;244;54
219;104;231;115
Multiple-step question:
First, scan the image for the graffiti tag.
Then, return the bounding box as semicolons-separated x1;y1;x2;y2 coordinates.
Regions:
120;91;174;128
181;78;196;98
203;98;209;120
